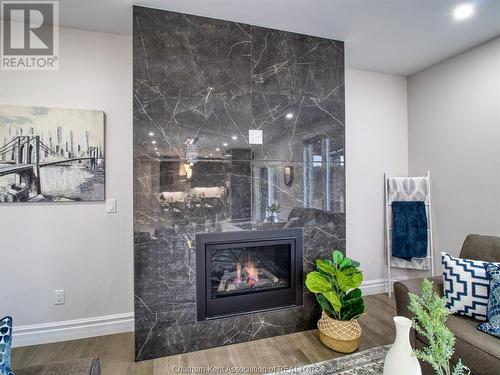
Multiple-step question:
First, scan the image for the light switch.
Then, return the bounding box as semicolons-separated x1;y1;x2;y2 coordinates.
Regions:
106;199;117;213
248;129;263;145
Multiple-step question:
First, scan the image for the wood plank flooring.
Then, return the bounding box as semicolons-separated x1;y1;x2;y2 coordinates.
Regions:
12;294;396;375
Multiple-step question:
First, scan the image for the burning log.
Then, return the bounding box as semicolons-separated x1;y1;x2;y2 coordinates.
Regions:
257;268;279;283
243;267;279;284
217;270;231;292
217;264;281;293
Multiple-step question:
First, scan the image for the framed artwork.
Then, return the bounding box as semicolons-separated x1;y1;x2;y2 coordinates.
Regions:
0;104;105;202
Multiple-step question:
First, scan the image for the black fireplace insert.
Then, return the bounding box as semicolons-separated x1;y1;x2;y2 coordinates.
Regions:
196;229;304;321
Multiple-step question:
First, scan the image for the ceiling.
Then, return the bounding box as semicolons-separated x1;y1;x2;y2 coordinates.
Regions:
56;0;500;76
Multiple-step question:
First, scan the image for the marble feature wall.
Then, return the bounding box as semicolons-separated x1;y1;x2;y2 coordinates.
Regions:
133;6;345;360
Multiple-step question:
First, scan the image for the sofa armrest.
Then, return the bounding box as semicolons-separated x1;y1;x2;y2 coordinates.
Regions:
394;276;443;319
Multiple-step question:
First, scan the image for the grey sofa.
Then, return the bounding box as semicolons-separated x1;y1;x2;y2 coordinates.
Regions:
394;234;500;375
15;357;100;375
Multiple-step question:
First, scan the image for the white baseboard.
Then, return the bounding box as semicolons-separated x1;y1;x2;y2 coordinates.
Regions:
11;280;392;348
360;279;389;295
12;312;134;348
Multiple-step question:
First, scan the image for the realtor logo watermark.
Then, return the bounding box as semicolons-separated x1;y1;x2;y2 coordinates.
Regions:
1;1;59;70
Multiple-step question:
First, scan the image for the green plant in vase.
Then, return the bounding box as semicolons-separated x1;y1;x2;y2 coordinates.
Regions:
266;202;281;222
305;250;365;353
408;278;470;375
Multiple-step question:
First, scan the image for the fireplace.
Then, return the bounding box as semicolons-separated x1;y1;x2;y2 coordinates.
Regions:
196;229;304;321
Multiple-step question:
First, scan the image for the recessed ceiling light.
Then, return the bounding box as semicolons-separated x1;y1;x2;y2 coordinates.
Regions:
151;140;157;145
286;113;294;119
454;4;474;20
232;135;238;140
215;147;220;151
154;147;158;151
148;132;154;136
223;142;228;147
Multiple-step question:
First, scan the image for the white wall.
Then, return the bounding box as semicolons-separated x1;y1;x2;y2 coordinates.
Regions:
345;69;409;291
408;36;500;265
0;27;134;345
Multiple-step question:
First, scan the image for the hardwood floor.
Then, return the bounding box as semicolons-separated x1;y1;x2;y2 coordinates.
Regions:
12;294;396;375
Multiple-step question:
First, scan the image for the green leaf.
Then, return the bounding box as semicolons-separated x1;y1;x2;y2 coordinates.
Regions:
316;259;335;277
341;257;361;269
305;271;331;293
336;268;363;291
342;298;365;320
350;260;361;268
343;288;362;303
339;256;352;269
316;294;337;318
316;267;331;279
322;290;341;313
341;289;363;319
332;250;344;265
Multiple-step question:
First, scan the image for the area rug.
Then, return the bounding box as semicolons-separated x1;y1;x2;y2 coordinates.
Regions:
265;345;390;375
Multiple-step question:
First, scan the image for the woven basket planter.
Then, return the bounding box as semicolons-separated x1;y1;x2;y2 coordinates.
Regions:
317;311;362;353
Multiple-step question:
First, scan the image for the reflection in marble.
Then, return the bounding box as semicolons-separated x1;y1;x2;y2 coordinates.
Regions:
134;6;345;360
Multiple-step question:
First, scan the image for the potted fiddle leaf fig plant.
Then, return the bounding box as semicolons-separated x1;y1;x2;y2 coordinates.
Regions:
305;250;365;353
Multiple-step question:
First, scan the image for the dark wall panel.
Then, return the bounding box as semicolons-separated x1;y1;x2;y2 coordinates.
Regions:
133;5;345;360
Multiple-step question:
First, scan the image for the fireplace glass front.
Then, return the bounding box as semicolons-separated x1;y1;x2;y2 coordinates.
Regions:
196;229;303;321
209;242;292;298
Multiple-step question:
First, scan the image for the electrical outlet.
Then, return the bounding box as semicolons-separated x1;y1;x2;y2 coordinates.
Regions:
54;289;65;305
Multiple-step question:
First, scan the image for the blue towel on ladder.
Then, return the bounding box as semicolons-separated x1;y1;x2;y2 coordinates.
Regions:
391;201;428;261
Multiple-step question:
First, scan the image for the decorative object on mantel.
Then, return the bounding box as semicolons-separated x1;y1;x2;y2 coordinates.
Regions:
283;165;294;186
305;250;365;353
265;345;390;374
266;202;281;223
0;104;105;203
408;279;470;375
383;316;421;375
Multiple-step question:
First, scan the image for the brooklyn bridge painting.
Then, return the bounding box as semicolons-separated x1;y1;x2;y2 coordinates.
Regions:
0;105;105;202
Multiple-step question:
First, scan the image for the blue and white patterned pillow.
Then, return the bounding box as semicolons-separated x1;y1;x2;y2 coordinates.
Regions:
0;316;14;375
478;264;500;337
442;252;499;321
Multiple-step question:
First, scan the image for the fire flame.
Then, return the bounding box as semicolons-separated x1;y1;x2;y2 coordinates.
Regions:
235;263;242;284
246;257;259;287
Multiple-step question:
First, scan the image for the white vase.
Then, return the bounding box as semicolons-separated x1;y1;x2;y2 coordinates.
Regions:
383;316;421;375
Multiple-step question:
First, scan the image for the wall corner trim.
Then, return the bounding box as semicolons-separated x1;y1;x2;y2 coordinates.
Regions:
12;312;134;348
